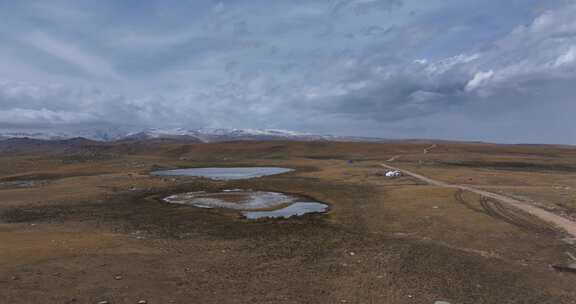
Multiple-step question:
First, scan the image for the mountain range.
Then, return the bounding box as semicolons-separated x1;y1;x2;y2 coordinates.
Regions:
0;128;381;143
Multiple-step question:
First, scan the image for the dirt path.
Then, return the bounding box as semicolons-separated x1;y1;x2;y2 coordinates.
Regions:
423;144;437;154
380;163;576;238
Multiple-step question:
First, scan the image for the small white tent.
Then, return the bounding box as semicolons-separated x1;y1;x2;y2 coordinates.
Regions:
385;170;402;177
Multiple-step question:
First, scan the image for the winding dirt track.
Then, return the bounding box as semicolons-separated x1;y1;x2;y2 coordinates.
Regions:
381;163;576;238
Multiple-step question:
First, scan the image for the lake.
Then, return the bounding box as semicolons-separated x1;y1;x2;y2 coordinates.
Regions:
164;190;329;219
152;167;294;180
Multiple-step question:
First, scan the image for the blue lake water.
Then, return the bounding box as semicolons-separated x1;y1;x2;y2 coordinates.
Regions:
152;167;293;180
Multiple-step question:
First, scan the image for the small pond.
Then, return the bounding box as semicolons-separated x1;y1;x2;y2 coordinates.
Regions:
164;190;328;219
242;202;329;220
152;167;293;180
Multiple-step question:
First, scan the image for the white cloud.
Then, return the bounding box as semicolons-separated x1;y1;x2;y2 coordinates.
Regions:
331;0;403;16
424;54;480;76
20;32;119;79
465;70;494;92
530;6;576;35
0;81;151;128
0;108;98;126
554;46;576;67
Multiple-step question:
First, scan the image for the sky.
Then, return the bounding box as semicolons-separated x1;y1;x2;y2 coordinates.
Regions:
0;0;575;144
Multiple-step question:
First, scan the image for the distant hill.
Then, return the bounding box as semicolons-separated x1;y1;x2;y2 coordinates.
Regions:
0;128;386;143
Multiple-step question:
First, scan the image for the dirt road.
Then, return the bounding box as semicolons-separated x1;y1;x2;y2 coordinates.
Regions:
381;163;576;238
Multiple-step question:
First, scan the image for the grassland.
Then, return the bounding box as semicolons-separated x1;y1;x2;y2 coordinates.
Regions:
1;140;576;303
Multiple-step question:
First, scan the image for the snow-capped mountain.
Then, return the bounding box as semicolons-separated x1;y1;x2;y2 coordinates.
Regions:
123;128;196;140
0;128;353;143
0;131;73;141
121;128;329;142
195;128;307;137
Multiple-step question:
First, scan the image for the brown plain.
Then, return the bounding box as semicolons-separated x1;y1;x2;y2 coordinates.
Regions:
1;140;576;303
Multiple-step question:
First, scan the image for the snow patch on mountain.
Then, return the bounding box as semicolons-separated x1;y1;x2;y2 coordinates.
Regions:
0;128;335;142
195;128;309;137
0;131;73;141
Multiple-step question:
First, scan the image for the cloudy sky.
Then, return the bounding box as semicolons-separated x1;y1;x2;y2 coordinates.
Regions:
0;0;575;143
